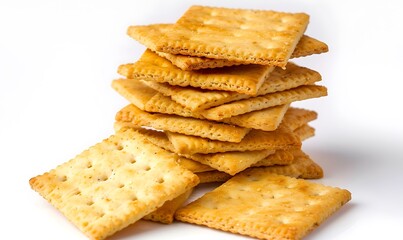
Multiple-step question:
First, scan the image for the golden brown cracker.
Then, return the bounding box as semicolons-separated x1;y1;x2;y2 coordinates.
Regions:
221;104;289;131
202;85;327;120
166;127;301;154
155;35;328;70
116;104;250;142
189;150;275;176
29;128;199;240
175;170;350;240
128;6;309;67
118;50;273;95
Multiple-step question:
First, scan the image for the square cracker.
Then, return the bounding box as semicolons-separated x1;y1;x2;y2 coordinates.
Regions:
201;84;327;120
155;35;328;70
175;170;350;240
29;128;199;240
118;50;273;95
166;126;301;155
143;188;193;224
142;62;322;111
128;6;309;67
116;104;250;142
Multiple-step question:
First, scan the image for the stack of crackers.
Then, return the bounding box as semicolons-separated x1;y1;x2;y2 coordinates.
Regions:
30;6;351;240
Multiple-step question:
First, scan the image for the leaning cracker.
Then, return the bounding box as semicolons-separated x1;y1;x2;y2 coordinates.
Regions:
166;127;301;154
118;50;273;95
155;35;328;70
128;6;309;67
116;104;250;142
29;128;199;240
202;85;327;120
142;62;321;111
220;104;289;131
143;189;193;224
175;170;350;240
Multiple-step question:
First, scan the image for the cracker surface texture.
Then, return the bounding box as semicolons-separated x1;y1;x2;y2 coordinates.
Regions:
118;50;273;95
29;128;199;240
155;35;328;70
128;6;309;67
176;171;351;240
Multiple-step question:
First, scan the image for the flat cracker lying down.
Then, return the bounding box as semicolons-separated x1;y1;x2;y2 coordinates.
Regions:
142;62;322;111
116;104;250;142
118;50;273;95
176;170;351;240
128;6;309;67
156;35;328;70
197;149;324;183
29;128;199;240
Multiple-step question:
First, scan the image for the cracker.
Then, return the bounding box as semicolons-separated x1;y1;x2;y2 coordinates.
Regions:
281;107;318;131
111;78;158;111
143;189;193;224
175;170;350;240
118;50;273;95
166;127;301;154
202;85;327;120
190;150;275;176
155;35;328;70
128;6;309;67
29;128;199;240
221;104;289;131
142;62;322;111
116;104;250;142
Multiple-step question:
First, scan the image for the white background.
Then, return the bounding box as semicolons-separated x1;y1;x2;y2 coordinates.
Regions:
1;0;403;239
